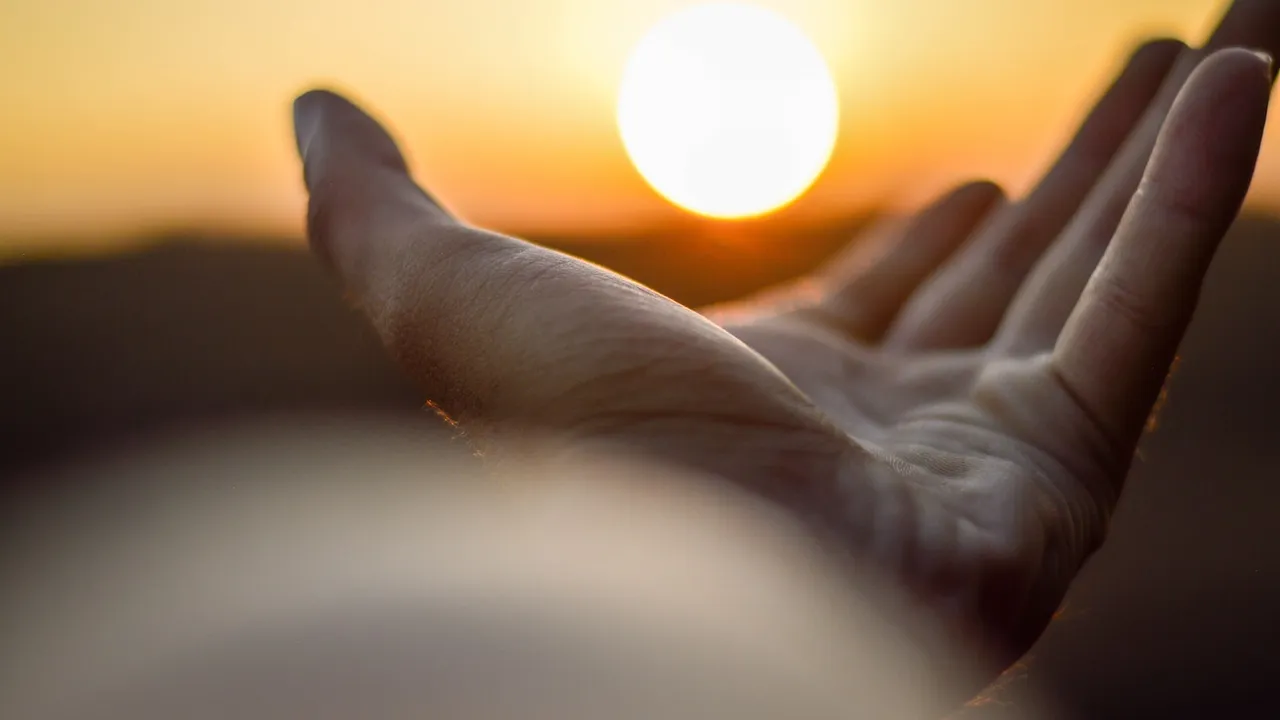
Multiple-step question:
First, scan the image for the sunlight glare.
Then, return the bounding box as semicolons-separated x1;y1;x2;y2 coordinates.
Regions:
616;2;840;220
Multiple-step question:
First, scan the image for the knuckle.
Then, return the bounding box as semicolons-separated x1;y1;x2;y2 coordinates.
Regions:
1135;179;1219;229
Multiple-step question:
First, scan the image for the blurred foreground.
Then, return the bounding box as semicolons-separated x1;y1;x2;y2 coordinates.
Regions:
3;425;988;719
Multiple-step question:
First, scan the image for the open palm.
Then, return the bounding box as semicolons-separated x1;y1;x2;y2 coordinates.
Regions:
291;2;1278;689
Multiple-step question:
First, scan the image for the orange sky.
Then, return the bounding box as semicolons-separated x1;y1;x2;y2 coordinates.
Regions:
2;0;1268;258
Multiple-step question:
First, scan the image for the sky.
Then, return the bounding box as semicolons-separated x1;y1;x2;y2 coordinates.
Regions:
0;0;1260;257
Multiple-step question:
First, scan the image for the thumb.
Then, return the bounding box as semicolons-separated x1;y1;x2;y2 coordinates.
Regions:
291;89;851;493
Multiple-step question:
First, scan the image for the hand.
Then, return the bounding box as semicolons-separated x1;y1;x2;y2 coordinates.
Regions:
289;2;1277;683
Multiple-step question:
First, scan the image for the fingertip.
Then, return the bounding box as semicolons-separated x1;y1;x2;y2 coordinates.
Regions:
290;86;460;289
1246;48;1277;80
294;87;346;110
290;87;411;188
937;179;1006;230
293;88;375;138
925;180;1004;222
1146;46;1273;211
957;179;1006;207
291;89;333;162
1199;46;1275;90
1129;37;1187;67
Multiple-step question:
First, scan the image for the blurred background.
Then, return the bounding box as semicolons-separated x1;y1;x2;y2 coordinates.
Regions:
2;0;1279;718
0;0;1263;251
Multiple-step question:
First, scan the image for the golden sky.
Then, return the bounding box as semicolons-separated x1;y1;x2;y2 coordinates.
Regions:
1;0;1264;256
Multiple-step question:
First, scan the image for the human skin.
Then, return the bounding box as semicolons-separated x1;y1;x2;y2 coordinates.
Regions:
290;0;1280;689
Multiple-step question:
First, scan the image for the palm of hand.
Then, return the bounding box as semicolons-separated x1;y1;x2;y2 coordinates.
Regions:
290;9;1278;690
710;262;1114;657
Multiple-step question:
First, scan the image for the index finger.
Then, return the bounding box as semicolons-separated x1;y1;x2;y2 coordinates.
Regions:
996;0;1280;352
1052;48;1273;457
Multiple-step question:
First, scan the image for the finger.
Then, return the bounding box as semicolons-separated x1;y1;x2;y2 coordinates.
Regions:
293;89;457;303
885;38;1185;350
293;89;851;488
999;2;1280;352
1052;48;1271;465
788;180;1004;340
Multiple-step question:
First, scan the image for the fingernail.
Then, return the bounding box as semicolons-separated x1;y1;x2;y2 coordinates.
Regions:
1249;49;1276;80
292;91;327;162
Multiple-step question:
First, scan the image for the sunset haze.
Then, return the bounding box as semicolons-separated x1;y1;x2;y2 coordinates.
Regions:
1;0;1255;256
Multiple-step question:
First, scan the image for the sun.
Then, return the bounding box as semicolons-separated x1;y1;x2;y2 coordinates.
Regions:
617;2;840;220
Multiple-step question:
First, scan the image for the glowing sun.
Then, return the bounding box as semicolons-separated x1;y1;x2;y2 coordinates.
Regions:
617;2;840;219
